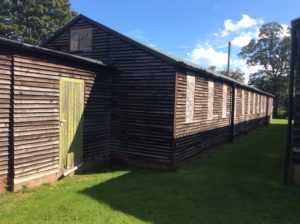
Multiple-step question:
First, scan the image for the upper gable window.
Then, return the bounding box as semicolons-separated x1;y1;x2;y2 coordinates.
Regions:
70;28;92;52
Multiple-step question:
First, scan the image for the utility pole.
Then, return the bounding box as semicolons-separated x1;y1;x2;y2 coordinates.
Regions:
227;41;235;143
227;41;231;77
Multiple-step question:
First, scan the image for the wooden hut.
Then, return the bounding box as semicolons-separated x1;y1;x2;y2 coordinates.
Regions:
0;14;273;192
42;14;273;168
0;38;111;191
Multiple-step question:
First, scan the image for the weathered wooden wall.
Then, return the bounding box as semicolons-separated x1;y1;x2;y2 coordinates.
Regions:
233;89;268;136
174;72;272;163
0;50;12;191
44;18;176;168
175;73;232;138
0;45;111;191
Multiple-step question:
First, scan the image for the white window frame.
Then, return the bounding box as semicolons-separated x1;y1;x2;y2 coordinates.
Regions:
241;90;245;116
234;89;237;117
256;95;260;114
185;75;196;123
262;96;265;113
253;93;256;114
207;81;214;120
222;84;227;118
247;92;251;115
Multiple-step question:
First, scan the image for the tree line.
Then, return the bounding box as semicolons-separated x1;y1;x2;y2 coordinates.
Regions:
0;0;76;45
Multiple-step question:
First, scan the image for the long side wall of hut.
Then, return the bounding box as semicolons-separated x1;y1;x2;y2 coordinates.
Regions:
0;47;111;191
44;18;176;168
0;50;12;191
174;72;273;163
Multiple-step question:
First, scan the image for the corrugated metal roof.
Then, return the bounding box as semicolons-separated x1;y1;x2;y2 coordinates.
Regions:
0;37;107;67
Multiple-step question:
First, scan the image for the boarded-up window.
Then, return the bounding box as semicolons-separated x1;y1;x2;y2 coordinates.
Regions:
234;89;237;117
257;95;260;113
70;29;92;52
261;96;264;113
186;75;195;123
253;93;256;114
259;95;261;113
241;90;245;115
248;92;251;114
207;81;214;120
222;84;227;118
262;96;265;113
266;97;268;113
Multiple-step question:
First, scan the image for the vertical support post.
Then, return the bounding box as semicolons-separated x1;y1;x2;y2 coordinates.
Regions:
230;83;236;143
265;96;269;127
8;52;15;191
284;26;297;185
171;73;178;169
227;41;235;143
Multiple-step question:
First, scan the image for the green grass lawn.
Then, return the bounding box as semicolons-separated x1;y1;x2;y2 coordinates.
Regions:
1;119;300;224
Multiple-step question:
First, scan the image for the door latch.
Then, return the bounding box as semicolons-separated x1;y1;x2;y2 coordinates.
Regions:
60;119;66;126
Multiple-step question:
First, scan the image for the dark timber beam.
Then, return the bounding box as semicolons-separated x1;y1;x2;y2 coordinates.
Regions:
284;25;298;185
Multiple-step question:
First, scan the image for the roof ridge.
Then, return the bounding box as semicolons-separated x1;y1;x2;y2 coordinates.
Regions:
42;14;273;97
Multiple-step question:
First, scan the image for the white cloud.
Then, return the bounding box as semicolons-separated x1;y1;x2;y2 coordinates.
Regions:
147;43;157;48
231;33;252;47
184;14;291;82
231;30;259;47
280;24;290;37
225;14;258;31
187;45;228;67
186;45;264;82
219;14;263;37
187;14;265;74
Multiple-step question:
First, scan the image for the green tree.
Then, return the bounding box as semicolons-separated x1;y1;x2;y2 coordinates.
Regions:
0;0;77;45
239;22;290;117
208;65;217;71
208;66;245;83
219;68;245;83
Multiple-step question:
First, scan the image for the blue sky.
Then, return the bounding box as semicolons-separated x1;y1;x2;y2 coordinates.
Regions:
70;0;299;81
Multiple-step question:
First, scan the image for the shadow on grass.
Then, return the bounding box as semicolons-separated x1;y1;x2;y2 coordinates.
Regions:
78;121;299;224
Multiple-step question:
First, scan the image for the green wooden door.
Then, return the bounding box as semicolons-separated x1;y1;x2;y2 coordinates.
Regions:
59;77;84;171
